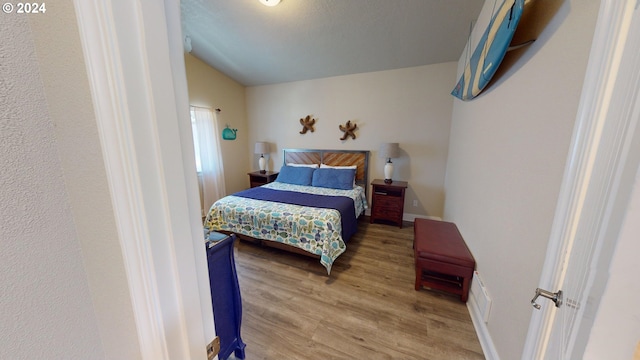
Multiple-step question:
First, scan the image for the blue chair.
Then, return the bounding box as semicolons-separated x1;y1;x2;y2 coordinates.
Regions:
206;233;246;359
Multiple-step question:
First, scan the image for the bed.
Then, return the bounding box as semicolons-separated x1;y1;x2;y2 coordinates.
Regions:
204;149;369;274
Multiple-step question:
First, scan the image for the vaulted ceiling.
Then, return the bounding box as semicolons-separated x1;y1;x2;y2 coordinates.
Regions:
181;0;485;86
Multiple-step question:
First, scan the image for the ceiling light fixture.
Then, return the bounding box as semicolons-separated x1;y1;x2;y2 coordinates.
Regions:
259;0;281;6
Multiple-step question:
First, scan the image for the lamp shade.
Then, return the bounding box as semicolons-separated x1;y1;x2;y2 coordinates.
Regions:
379;143;399;160
254;142;270;155
259;0;281;6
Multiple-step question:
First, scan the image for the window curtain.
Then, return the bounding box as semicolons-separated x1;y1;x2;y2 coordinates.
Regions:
190;106;226;212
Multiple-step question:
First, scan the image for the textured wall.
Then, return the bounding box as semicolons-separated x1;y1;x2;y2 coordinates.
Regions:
444;0;600;358
0;14;105;359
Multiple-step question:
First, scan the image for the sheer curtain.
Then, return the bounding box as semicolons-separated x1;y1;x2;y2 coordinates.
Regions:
190;106;226;213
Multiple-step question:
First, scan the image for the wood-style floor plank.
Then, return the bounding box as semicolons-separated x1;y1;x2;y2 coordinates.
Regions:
229;218;485;359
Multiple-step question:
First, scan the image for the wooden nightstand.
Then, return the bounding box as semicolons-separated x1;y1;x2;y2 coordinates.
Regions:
248;171;279;188
370;179;408;228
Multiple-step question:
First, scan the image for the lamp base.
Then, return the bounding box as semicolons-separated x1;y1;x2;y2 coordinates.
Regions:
258;155;267;174
384;161;394;184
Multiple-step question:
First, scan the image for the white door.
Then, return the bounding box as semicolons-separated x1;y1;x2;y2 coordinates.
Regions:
523;2;640;358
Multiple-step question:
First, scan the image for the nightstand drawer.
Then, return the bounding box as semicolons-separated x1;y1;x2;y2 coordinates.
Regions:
372;195;403;211
371;206;402;219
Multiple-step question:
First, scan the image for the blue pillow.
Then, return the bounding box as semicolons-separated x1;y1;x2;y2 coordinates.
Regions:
275;165;315;186
311;168;356;190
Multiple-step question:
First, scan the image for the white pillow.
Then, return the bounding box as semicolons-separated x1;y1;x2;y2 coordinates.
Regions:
320;164;357;169
287;163;319;168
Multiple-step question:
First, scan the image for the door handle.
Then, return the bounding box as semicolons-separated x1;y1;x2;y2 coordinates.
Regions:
531;288;563;310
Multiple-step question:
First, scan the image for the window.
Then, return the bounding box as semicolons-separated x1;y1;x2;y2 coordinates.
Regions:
189;106;226;210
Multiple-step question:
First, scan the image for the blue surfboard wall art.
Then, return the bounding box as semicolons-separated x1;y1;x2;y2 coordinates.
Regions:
451;0;525;101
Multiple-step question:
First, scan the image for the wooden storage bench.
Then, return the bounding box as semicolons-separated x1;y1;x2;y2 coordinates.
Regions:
414;218;475;302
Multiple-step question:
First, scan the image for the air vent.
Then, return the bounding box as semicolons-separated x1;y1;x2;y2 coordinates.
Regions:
470;271;492;323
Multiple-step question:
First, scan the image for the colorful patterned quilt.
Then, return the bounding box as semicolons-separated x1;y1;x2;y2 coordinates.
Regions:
204;182;367;274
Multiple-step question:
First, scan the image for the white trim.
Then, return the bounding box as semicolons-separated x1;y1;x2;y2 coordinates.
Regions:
363;209;443;222
162;0;217;350
403;212;442;222
522;0;639;358
73;1;209;359
73;2;169;358
570;6;640;356
467;299;500;360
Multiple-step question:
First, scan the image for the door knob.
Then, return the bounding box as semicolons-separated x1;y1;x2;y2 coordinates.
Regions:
531;288;563;310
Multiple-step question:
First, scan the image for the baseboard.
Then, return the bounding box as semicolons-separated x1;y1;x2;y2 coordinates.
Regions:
362;210;442;222
403;212;442;222
467;297;500;360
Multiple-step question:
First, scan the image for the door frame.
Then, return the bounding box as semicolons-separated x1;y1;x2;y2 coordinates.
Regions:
523;0;640;358
73;1;213;359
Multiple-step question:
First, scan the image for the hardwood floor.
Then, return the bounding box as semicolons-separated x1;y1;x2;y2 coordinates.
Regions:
229;217;485;359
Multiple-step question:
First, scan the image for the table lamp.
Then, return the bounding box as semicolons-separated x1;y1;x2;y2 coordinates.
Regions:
379;143;399;183
254;142;270;173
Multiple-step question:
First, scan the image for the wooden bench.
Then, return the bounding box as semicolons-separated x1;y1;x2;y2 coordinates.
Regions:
414;218;475;302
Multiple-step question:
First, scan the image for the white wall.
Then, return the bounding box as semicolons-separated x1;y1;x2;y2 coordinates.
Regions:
444;1;600;358
0;13;108;360
246;63;456;218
